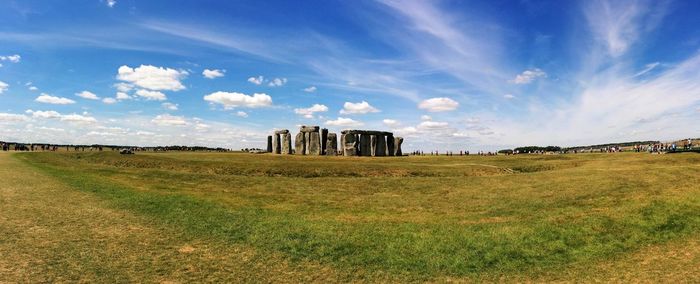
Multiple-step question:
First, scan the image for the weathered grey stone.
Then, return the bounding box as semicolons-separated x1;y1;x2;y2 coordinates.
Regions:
274;129;289;135
320;128;328;155
282;133;292;154
300;126;320;133
267;135;273;153
309;131;321;155
370;135;377;156
294;132;306;155
386;134;395;156
272;133;281;154
326;133;337;156
394;137;404;156
341;133;357;156
359;134;371;156
375;135;386;156
304;132;311;155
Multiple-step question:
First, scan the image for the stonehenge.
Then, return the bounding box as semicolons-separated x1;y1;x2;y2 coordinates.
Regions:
268;126;403;157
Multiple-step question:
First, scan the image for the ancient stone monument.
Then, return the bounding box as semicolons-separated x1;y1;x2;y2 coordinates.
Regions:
268;126;402;157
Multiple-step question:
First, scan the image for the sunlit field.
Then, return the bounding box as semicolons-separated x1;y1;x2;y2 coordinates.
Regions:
1;151;699;282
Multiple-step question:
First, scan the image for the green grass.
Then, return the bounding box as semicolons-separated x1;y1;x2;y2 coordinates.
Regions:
4;151;700;281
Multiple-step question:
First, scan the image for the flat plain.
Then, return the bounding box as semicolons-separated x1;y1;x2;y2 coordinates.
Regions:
1;151;699;282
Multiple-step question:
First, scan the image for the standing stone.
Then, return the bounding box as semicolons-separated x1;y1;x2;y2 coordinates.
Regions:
309;131;321;155
294;132;306;155
282;133;292;154
266;135;273;153
272;134;281;154
394;137;404;156
341;133;357;156
304;132;311;155
359;134;371;156
326;133;338;156
320;128;328;155
370;135;377;156
386;134;395;156
375;135;386;156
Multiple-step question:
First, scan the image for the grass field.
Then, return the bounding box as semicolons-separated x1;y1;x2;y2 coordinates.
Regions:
1;151;699;282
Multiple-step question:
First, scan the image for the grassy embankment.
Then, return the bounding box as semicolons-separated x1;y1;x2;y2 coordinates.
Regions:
2;151;699;281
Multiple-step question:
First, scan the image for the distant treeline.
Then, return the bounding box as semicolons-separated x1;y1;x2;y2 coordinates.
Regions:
562;141;659;151
0;141;231;152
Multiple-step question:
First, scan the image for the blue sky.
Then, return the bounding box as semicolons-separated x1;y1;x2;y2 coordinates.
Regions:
1;0;699;151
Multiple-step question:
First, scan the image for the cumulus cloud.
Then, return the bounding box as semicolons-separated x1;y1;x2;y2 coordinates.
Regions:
325;117;363;127
339;101;380;114
35;94;76;105
114;82;133;93
162;102;178;110
152;114;188;126
26;110;62;119
76;90;100;100
203;91;272;109
383;119;400;127
503;94;515;99
134;89;167;101
202;69;225;79
418;97;459;112
60;113;97;124
294;104;328;118
247;76;264;85
421;115;432;121
304;86;317;93
0;112;28;122
102;97;117;104
28;86;38;91
0;81;8;94
510;68;547;84
418;121;449;129
0;54;20;63
106;0;116;7
117;65;188;91
268;77;287;87
116;92;131;100
236;111;248;118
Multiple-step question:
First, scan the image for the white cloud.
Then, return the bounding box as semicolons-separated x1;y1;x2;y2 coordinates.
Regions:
114;82;133;92
325;117;363;127
0;54;20;63
116;92;131;100
0;81;8;94
236;111;248;118
102;97;117;104
35;94;76;105
29;86;38;91
134;89;167;101
76;90;100;100
304;86;317;93
510;68;546;84
162;102;178;110
633;62;660;77
383;119;400;127
60;114;97;124
294;104;328;118
106;0;116;8
152;114;188;126
202;69;225;79
420;115;432;121
117;65;188;91
503;94;515;99
268;77;287;87
339;101;380;114
247;76;264;85
418;97;459;112
418;121;449;129
0;112;28;122
203;91;272;109
27;110;62;119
